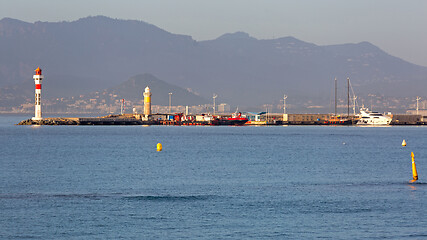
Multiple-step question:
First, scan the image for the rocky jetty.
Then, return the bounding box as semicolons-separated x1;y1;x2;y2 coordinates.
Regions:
17;118;79;125
16;114;154;125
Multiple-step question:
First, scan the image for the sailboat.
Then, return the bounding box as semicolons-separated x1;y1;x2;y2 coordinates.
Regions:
325;77;355;125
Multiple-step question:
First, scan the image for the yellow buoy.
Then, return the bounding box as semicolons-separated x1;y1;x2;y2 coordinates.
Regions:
157;143;162;152
411;152;418;182
402;139;407;147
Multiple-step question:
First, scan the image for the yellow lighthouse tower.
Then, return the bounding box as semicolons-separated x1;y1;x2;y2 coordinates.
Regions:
143;86;152;119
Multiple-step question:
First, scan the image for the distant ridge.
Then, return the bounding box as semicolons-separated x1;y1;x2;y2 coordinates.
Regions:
108;73;208;106
1;16;427;110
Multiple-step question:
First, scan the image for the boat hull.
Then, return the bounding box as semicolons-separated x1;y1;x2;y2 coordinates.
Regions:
211;118;248;126
356;121;391;125
324;119;353;125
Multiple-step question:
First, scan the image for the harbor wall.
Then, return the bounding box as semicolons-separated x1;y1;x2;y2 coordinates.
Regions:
391;114;422;125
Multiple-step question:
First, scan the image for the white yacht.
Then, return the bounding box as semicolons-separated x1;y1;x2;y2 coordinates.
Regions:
357;107;392;125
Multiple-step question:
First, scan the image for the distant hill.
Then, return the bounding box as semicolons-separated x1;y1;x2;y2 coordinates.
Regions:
1;16;427;110
108;73;208;106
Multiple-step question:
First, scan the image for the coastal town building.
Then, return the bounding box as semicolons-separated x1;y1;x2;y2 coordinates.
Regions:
218;103;230;113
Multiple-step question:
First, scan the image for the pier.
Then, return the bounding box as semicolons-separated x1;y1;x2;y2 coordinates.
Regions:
17;113;427;126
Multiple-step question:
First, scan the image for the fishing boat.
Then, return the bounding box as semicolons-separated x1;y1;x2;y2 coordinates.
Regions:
211;111;248;126
324;115;353;125
357;107;392;125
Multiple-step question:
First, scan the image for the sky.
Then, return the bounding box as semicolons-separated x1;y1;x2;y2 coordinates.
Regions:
1;0;427;66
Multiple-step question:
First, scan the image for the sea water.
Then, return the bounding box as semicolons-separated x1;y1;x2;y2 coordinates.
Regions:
1;115;427;239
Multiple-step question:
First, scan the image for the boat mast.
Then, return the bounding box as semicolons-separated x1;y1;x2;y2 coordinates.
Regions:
347;77;350;117
348;78;358;115
334;77;337;116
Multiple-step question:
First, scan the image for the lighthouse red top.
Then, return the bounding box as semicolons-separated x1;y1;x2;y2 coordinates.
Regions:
35;67;42;75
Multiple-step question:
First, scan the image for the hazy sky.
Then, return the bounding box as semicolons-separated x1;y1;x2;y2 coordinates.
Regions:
1;0;427;66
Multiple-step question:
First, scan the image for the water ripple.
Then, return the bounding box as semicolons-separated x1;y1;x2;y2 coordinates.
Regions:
123;194;215;202
0;193;217;202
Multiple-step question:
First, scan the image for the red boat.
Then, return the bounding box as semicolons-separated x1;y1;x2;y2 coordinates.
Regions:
211;112;248;126
324;116;353;125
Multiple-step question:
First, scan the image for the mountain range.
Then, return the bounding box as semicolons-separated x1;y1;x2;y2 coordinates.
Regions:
108;73;208;106
1;16;427;110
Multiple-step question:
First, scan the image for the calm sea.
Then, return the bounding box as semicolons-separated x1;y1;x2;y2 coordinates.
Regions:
1;115;427;239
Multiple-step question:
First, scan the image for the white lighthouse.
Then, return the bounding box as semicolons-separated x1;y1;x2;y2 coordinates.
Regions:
32;67;43;120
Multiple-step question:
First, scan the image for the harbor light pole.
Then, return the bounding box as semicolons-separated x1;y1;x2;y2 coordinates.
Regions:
283;94;288;114
213;94;217;115
120;99;125;115
416;96;421;115
353;95;357;115
168;92;172;113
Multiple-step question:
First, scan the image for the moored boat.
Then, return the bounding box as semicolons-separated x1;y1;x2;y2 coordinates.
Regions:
324;116;353;125
211;111;248;126
357;107;392;125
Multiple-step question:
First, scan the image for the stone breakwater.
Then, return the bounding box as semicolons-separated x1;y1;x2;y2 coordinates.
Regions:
17;118;80;125
17;115;156;125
